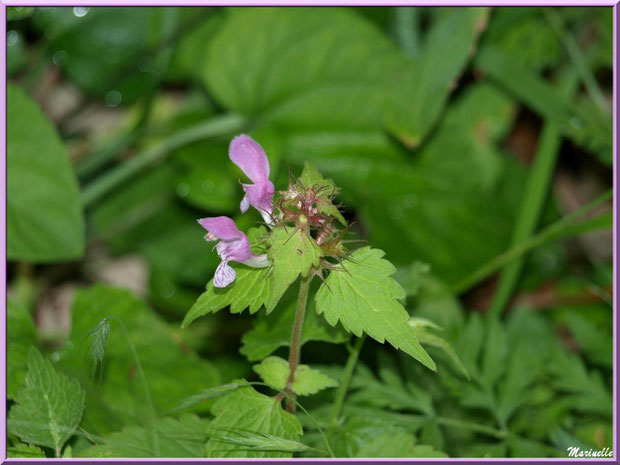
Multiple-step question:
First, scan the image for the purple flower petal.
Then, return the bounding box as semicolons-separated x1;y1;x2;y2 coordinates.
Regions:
241;181;275;217
198;216;244;241
229;134;270;184
216;234;251;263
214;261;236;288
198;215;269;288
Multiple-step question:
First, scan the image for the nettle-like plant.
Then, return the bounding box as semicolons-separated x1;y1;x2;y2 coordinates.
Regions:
182;135;437;454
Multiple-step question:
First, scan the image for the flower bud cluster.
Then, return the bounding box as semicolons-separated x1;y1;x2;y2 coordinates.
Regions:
274;172;350;264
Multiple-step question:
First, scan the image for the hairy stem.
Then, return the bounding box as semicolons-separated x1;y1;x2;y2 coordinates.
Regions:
328;335;365;439
285;274;312;413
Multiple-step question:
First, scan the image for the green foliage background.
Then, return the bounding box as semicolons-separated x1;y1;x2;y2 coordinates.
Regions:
6;6;613;459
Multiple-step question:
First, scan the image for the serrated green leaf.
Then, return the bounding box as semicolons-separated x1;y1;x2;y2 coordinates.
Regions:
7;300;38;400
253;356;338;396
205;382;303;458
315;247;435;370
299;161;336;195
267;226;322;312
57;285;220;435
80;414;208;458
7;84;85;262
240;293;348;362
7;444;46;458
8;348;85;455
182;265;271;328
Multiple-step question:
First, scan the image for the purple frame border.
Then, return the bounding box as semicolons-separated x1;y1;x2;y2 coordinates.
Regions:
1;1;617;464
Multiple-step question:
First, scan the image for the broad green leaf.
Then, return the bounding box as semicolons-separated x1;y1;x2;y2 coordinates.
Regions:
205;383;303;458
266;226;322;312
240;294;348;362
182;265;271;328
204;7;402;116
80;414;208;458
7;444;46;458
7;84;85;262
384;7;489;146
166;8;221;82
315;247;435;370
204;7;486;148
8;348;85;455
7;300;38;400
253;356;338;396
356;431;447;458
57;285;220;434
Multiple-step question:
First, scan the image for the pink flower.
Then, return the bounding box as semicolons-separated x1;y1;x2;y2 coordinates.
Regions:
229;134;275;225
198;216;269;288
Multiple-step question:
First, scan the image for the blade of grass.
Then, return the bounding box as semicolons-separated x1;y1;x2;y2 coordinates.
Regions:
451;189;612;295
475;46;572;126
328;335;365;442
80;113;246;207
544;8;610;114
487;68;580;319
476;45;612;164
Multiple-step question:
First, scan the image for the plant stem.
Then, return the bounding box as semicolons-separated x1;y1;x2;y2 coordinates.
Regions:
284;274;312;414
451;189;612;294
328;334;365;440
487;68;579;320
81;113;246;207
